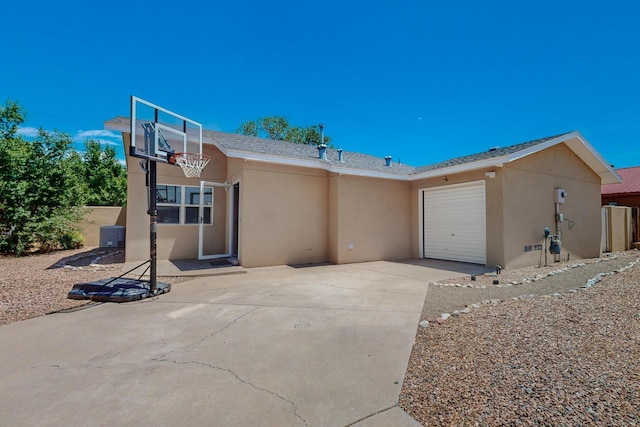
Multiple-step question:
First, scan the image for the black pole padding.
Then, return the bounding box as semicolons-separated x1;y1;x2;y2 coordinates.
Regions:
149;160;158;293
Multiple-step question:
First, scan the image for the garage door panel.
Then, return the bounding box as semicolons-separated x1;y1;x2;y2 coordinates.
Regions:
422;182;486;264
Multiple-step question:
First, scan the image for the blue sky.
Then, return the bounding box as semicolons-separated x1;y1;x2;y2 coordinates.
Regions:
2;1;639;169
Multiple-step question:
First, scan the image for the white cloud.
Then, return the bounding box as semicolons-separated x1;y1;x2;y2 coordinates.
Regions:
93;138;119;146
17;126;40;137
74;129;119;142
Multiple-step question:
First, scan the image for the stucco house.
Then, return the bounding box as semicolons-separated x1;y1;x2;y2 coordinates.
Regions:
105;117;621;269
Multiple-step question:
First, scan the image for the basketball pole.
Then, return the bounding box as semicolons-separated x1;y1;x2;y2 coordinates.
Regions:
147;106;160;295
148;159;158;294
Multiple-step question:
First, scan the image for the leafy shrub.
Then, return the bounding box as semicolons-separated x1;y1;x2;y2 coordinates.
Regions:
0;100;89;255
60;229;85;250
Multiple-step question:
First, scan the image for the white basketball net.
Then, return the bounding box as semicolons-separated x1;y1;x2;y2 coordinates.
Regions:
174;153;210;178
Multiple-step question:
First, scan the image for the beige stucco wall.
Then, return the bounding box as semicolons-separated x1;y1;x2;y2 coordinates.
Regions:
327;173;340;263
329;175;412;264
212;159;412;267
501;143;602;268
236;167;411;267
81;206;126;246
122;131;606;269
123;133;228;262
237;161;329;267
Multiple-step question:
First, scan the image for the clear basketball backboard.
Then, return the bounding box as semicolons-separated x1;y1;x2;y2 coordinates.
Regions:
130;96;203;164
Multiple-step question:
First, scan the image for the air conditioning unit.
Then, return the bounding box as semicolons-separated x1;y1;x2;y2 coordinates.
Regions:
100;226;126;248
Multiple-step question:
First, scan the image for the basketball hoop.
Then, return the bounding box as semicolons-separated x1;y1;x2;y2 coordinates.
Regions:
172;152;210;178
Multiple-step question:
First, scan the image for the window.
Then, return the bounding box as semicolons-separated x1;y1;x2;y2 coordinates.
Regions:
185;186;212;224
156;184;213;225
157;185;181;224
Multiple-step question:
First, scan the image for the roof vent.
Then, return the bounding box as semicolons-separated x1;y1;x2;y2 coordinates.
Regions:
384;155;392;166
488;146;500;152
318;144;327;160
337;148;344;162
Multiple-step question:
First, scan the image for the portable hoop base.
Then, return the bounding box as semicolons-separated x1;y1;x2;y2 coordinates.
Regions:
68;259;170;302
68;278;171;302
173;152;210;178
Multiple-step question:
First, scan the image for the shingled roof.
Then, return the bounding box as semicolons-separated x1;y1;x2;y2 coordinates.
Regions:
105;117;620;183
201;128;416;175
413;133;571;174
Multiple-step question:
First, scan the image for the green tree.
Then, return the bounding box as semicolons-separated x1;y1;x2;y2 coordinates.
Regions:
0;100;88;255
82;140;127;206
235;116;332;147
235;120;259;137
0;100;24;140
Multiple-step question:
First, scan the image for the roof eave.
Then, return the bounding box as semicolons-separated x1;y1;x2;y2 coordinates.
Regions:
104;120;412;180
569;133;622;185
104;120;127;133
409;157;507;180
507;131;621;184
409;131;622;184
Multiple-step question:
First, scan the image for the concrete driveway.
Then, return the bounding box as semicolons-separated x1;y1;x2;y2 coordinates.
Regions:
0;260;487;426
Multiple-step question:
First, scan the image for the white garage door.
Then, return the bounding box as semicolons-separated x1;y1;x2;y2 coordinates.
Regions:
422;181;486;264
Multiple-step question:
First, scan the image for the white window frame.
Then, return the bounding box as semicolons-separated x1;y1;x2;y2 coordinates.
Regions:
156;184;213;225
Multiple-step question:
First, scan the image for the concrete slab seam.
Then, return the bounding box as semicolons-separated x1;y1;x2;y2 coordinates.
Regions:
154;306;261;360
158;301;422;314
318;282;424;297
150;305;307;424
345;265;434;283
344;404;399;426
154;358;308;426
161;300;423;314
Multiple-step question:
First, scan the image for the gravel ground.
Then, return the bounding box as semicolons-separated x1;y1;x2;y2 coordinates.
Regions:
401;251;640;426
0;247;127;326
422;252;640;319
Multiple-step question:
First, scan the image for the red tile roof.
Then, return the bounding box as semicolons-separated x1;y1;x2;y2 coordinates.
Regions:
602;166;640;194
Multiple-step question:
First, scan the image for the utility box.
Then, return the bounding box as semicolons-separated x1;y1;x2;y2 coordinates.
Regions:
555;188;567;204
100;225;126;248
